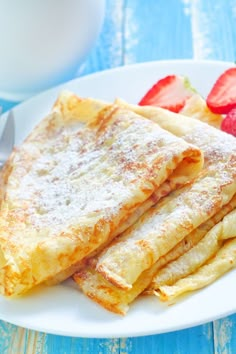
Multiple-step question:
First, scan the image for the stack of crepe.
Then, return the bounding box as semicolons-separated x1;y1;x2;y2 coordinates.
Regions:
74;94;236;314
0;90;235;316
0;92;203;296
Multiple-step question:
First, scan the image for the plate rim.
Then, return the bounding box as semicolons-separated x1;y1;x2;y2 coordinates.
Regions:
3;58;235;116
0;59;235;338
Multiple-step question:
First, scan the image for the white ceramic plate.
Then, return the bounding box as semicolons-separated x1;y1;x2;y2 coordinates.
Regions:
0;60;235;338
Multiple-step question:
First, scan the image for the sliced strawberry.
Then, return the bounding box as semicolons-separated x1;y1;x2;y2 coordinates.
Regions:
206;67;236;114
138;75;196;113
221;108;236;136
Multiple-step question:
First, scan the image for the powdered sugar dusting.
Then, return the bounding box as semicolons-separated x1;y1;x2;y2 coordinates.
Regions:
8;107;197;235
97;168;234;287
184;124;236;169
96;118;236;287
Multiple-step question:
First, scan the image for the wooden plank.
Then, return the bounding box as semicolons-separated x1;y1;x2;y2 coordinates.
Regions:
213;314;236;354
190;0;236;61
0;323;121;354
45;336;120;354
123;0;193;64
0;323;47;354
122;324;214;354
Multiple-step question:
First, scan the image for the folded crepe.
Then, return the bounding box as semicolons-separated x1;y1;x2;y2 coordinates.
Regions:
44;93;224;288
157;236;236;302
87;102;236;290
74;194;236;315
149;206;236;292
74;101;236;312
0;92;203;296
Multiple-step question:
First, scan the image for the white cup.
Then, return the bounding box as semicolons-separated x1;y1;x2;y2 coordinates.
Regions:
0;0;105;102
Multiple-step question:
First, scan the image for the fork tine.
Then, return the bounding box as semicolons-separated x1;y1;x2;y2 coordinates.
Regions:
0;111;15;165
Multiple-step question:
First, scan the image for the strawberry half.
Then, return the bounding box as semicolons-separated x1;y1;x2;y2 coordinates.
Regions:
138;75;195;113
206;67;236;114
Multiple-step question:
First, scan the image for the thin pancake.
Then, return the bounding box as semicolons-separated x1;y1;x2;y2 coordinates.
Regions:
218;208;236;239
0;92;203;296
150;220;223;288
157;237;236;302
45;172;188;286
93;102;236;290
147;197;236;292
151;207;236;290
74;195;236;315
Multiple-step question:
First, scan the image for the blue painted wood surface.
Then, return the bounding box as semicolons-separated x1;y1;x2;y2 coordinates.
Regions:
1;0;236;353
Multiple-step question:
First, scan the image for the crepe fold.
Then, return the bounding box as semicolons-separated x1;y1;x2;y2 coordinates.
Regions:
74;195;236;315
0;92;203;296
155;211;236;302
150;207;236;290
158;236;236;299
86;102;236;290
74;101;236;313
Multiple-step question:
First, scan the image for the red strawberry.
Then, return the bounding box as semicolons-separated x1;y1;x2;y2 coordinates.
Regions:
206;67;236;114
138;75;195;113
221;108;236;136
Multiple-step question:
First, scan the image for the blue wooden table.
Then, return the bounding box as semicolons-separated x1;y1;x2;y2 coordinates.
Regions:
1;1;236;353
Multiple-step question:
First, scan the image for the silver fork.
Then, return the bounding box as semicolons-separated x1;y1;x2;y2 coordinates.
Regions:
0;110;15;168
